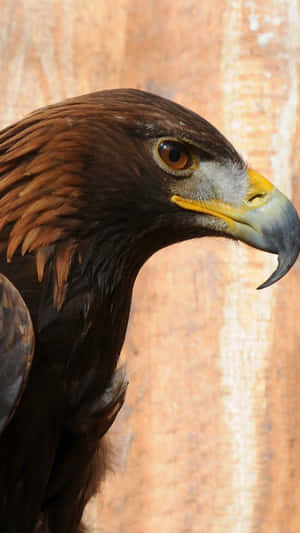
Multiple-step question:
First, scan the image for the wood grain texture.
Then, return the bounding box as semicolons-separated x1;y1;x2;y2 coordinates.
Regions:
0;1;299;532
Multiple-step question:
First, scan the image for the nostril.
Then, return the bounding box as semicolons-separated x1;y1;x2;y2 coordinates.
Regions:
247;192;267;204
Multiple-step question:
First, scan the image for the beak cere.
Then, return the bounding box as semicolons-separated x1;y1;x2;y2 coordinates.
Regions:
171;168;300;288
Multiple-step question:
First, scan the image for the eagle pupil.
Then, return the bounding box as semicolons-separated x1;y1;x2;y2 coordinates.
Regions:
169;147;181;162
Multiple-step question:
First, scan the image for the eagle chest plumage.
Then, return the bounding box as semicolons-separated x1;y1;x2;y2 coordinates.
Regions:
0;89;299;533
0;250;130;532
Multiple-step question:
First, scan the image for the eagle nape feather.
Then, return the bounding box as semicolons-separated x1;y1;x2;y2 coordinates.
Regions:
0;89;299;533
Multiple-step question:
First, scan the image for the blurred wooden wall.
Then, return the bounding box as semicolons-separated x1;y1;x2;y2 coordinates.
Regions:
1;1;300;532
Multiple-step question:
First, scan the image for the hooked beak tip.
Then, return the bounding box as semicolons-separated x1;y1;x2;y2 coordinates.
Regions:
256;200;300;289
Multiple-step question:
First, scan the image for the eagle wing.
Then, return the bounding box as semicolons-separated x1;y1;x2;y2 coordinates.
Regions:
0;273;34;434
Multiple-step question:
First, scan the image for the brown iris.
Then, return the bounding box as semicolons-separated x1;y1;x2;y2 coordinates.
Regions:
157;140;193;171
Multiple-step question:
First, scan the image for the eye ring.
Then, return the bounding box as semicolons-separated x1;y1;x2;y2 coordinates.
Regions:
154;138;197;176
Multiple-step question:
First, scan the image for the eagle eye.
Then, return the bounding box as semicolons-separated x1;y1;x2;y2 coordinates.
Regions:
154;139;196;175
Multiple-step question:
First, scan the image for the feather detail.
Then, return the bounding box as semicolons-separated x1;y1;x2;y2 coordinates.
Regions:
21;196;66;218
0;137;48;163
0;185;26;210
0;123;45;149
35;246;54;282
0;162;28;194
6;233;24;262
21;228;41;256
7;226;64;262
26;227;64;254
54;240;78;310
16;170;62;197
34;206;78;227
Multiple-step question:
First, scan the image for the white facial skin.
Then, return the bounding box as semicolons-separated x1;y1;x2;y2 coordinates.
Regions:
173;160;248;207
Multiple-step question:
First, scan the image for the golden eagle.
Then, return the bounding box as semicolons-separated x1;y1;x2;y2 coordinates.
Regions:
0;90;299;532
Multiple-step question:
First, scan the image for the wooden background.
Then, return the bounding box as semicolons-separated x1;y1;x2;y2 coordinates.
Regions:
1;1;300;532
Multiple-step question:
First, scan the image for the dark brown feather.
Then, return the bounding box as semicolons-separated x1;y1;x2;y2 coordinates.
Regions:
0;89;244;533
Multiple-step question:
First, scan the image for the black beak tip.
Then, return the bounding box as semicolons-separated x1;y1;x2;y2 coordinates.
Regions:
256;262;283;290
256;232;300;290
